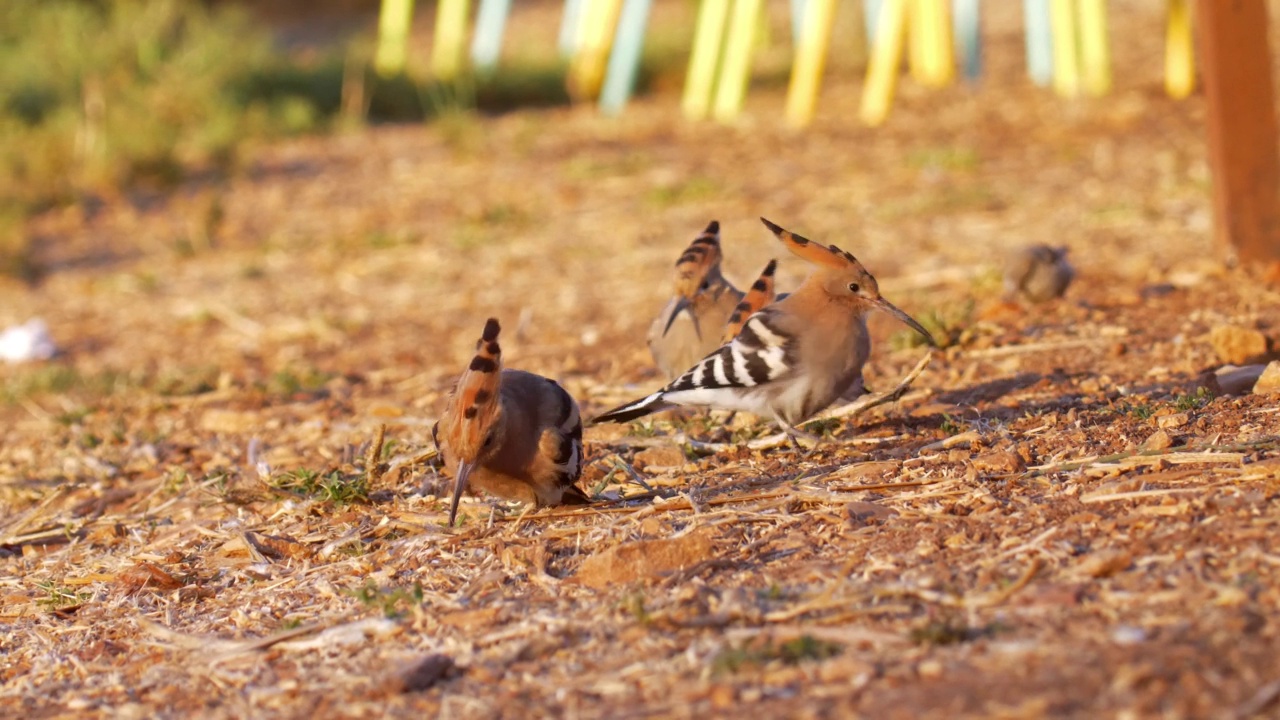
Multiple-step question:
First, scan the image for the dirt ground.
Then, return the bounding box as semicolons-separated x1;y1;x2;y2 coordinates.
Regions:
4;3;1280;718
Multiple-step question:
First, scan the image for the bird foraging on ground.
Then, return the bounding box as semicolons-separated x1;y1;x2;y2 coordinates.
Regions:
431;318;589;525
1003;244;1074;303
648;221;746;379
594;218;936;442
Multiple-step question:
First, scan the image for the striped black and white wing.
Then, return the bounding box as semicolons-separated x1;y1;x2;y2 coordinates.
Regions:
659;309;795;409
591;308;797;424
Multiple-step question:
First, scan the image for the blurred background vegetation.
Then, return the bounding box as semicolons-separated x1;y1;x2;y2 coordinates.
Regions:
0;0;668;279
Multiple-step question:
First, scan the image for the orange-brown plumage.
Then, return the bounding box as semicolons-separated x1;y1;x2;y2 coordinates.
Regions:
433;318;588;525
722;259;778;343
648;221;745;378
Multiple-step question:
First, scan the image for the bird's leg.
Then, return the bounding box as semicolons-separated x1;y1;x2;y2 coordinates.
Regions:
773;412;821;451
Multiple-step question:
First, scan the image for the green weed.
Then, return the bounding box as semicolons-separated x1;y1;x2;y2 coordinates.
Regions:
154;365;221;396
711;635;843;675
646;177;721;208
348;580;424;618
1117;402;1154;420
271;468;369;506
628;421;660;438
0;364;135;405
35;580;90;610
940;413;968;436
266;367;333;398
0;1;312;213
906;145;981;173
910;616;1002;646
891;300;973;350
623;592;651;624
1172;387;1214;412
801;417;842;438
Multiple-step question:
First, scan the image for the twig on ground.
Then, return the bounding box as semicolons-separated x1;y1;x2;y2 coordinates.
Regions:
365;423;387;487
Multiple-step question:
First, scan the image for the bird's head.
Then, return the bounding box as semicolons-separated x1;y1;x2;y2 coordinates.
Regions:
759;217;936;347
664;220;726;337
437;317;506;526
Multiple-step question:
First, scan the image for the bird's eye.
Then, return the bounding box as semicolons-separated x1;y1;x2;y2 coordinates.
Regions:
699;280;710;291
482;434;495;449
848;283;860;293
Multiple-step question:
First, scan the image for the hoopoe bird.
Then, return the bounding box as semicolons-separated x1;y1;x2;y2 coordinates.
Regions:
594;218;936;441
647;221;745;379
1004;244;1074;303
432;318;589;525
722;259;779;343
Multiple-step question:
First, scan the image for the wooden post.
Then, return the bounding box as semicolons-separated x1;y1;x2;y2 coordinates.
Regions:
1196;0;1280;264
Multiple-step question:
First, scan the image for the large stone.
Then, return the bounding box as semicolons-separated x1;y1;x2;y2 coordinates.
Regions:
576;529;714;590
1201;364;1267;396
971;449;1026;474
1209;325;1271;365
1254;361;1280;395
633;446;688;471
1141;429;1174;451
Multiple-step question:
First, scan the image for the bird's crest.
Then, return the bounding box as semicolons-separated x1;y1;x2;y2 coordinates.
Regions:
440;318;504;461
760;217;859;270
722;259;777;342
672;220;724;298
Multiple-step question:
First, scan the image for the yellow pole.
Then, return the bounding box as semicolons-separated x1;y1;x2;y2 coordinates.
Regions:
860;0;909;126
1076;0;1110;96
907;0;927;83
1165;0;1195;99
683;0;732;119
374;0;415;77
785;0;838;127
915;0;954;87
432;0;471;81
1049;0;1080;97
712;0;763;122
571;0;625;100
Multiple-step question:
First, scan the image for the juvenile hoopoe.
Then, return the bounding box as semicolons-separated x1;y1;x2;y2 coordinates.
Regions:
1004;244;1074;303
722;259;779;343
432;318;589;525
647;221;745;379
594;218;936;440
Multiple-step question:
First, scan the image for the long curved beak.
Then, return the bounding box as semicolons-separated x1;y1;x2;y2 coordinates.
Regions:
662;297;702;339
875;298;937;347
448;460;476;527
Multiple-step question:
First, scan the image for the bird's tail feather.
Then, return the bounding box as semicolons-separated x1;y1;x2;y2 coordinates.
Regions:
590;391;670;426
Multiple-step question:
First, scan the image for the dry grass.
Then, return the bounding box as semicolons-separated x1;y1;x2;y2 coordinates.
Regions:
4;3;1280;718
